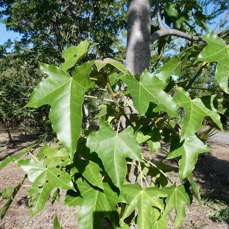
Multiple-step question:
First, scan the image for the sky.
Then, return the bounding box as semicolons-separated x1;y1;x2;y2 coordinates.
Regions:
0;22;21;45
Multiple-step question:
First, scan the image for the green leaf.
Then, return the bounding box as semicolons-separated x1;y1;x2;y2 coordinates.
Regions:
26;62;94;158
166;3;179;18
156;56;181;81
0;176;25;220
136;131;151;144
122;183;167;229
74;158;104;190
95;58;128;74
148;140;161;154
53;214;62;229
174;87;222;139
150;217;167;229
65;178;119;229
17;159;74;216
163;185;191;228
37;144;70;164
61;40;89;71
0;142;39;170
87;120;142;188
168;135;209;179
122;71;178;117
197;34;229;93
188;174;202;207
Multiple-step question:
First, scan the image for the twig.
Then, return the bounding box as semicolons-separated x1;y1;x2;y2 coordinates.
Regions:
185;62;209;90
106;81;133;127
148;160;173;184
128;159;136;183
156;0;163;29
216;10;229;35
84;95;114;103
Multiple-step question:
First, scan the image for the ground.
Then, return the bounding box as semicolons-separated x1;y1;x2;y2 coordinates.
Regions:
0;131;228;229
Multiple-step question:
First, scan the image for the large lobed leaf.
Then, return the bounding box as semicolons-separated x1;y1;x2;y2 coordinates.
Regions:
121;71;178;117
197;34;229;93
26;62;94;158
174;87;222;139
168;135;209;179
17;158;74;216
122;183;167;229
87;120;143;188
163;184;191;228
65;178;120;229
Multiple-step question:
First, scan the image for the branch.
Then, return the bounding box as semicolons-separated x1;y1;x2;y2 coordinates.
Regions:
151;28;200;43
152;0;201;43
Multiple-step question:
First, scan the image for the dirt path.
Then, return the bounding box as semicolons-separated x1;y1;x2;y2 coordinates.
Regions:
0;132;228;229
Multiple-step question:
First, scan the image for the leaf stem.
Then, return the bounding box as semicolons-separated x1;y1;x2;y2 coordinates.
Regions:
106;80;133;128
148;160;173;184
62;208;79;227
128;159;136;183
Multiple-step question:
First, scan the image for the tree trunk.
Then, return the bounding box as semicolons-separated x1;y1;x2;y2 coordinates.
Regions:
126;0;151;75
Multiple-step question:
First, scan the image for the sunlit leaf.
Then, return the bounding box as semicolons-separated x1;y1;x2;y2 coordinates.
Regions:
122;183;167;229
87;120;142;188
168;135;209;179
65;178;119;229
197;34;229;93
74;158;104;190
95;58;128;74
26;62;93;158
122;71;178;117
163;185;191;228
156;56;181;81
17;159;74;216
61;40;89;71
174;87;222;139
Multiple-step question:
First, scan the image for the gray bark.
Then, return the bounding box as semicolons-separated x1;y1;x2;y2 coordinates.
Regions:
126;0;151;75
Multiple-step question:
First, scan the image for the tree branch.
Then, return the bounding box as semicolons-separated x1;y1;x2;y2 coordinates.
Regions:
151;28;200;43
152;0;201;43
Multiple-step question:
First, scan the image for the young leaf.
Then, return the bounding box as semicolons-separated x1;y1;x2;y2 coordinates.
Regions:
26;62;94;158
87;120;142;188
168;135;209;179
122;71;178;117
17;159;74;216
197;34;229;93
0;176;25;220
122;183;167;229
61;40;89;71
0;142;39;170
163;185;191;228
174;87;222;139
95;58;129;74
188;174;202;207
65;178;119;229
53;214;62;229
